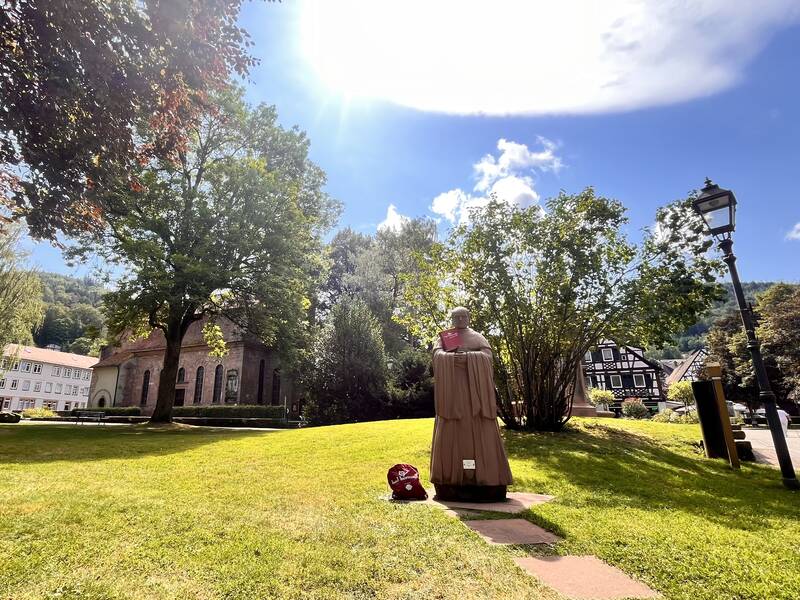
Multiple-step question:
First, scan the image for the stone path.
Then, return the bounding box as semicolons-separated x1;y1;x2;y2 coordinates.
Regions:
744;428;800;469
463;518;561;545
514;556;660;600
392;489;659;598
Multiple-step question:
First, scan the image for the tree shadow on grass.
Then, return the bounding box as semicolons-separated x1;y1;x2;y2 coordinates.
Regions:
503;423;799;532
0;423;274;465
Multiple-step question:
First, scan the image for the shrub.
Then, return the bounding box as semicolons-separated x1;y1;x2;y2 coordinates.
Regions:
0;412;21;423
71;407;142;416
678;411;699;424
667;380;695;410
172;404;286;419
387;347;434;418
621;398;650;419
22;407;56;418
652;408;675;423
588;388;615;408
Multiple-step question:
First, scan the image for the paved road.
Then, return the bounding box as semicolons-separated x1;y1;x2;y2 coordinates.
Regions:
743;427;800;469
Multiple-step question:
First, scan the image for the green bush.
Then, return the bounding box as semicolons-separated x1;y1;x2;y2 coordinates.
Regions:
588;388;615;408
0;411;21;423
71;407;142;416
172;404;286;419
651;408;699;424
621;398;650;419
22;407;56;418
652;408;675;423
678;411;699;424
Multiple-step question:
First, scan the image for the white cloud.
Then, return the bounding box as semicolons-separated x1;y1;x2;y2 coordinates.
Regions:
430;137;560;224
786;223;800;241
377;204;410;232
301;1;800;115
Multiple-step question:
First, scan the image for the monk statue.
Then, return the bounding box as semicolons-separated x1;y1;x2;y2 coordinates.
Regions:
430;306;513;502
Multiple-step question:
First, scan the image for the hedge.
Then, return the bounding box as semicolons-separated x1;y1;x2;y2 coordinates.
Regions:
70;407;142;416
172;404;286;419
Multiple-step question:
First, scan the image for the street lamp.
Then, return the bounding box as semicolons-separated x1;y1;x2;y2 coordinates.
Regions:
693;179;799;490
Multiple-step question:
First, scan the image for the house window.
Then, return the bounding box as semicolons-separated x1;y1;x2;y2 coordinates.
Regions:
33;382;41;392
64;368;72;378
177;367;185;383
20;361;31;372
584;351;592;362
584;376;592;389
82;371;90;380
21;380;30;391
633;374;646;388
63;402;70;411
11;361;19;371
257;359;265;404
225;369;239;402
0;379;4;389
193;367;204;404
610;375;622;389
601;348;614;362
55;383;62;394
45;382;52;393
271;369;281;406
72;386;78;396
32;363;42;374
43;400;57;410
212;365;223;403
73;370;80;379
141;370;150;405
11;379;19;390
52;366;61;376
2;399;9;409
81;387;88;396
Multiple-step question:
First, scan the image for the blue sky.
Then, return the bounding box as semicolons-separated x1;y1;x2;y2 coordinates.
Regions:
27;1;800;281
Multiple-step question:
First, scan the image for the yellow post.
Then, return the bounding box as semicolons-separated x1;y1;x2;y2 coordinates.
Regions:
705;362;740;469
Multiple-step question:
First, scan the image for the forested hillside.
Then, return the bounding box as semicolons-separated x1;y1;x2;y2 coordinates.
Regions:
32;273;108;356
648;281;775;358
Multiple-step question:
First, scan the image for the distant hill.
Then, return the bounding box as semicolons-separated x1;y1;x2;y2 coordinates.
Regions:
648;281;775;359
32;273;108;356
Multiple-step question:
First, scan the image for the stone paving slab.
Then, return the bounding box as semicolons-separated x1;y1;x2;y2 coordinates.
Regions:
464;518;561;545
513;556;660;599
424;491;554;514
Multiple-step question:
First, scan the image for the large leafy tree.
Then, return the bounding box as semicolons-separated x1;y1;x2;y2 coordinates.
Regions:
398;190;722;431
1;0;265;237
71;89;339;422
304;298;389;425
708;283;800;410
0;225;44;349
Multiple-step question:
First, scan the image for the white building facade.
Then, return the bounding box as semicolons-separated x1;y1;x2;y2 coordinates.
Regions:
0;344;95;412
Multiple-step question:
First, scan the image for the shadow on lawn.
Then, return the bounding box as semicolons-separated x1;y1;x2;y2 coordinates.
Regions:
0;423;272;464
503;423;800;531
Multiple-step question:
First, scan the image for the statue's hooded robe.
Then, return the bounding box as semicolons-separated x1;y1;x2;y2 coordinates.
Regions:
430;331;513;487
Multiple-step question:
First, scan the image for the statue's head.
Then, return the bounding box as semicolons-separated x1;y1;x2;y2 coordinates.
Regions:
450;306;470;329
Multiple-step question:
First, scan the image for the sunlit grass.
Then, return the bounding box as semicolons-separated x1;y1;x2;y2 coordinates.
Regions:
1;419;798;599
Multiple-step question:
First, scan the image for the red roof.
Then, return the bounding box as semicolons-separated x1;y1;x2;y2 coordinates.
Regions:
90;351;134;368
3;344;98;369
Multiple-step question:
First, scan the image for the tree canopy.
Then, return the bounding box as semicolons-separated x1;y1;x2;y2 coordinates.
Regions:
1;0;264;237
70;87;339;422
398;190;722;431
0;225;44;349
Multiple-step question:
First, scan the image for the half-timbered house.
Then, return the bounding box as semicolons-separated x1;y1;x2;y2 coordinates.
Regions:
583;340;666;414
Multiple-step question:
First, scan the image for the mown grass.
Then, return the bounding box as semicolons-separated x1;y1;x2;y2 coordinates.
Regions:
0;419;798;599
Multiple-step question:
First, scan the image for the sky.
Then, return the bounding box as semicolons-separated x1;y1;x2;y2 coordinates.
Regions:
27;0;800;281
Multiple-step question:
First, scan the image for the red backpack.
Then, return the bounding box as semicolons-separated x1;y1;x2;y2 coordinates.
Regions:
387;463;428;500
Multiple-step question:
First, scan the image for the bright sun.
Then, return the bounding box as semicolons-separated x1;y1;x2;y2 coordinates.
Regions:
299;0;798;116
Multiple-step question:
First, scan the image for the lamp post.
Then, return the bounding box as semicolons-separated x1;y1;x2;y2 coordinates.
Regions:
693;179;799;490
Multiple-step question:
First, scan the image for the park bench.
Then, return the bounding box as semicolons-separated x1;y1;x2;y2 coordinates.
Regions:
74;411;106;425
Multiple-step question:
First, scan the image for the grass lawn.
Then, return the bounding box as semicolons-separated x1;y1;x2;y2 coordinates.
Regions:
1;419;798;600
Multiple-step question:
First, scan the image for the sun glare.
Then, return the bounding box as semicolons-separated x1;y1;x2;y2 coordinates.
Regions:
300;0;799;115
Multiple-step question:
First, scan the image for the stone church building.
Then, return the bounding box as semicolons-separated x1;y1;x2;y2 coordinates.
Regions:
88;317;298;417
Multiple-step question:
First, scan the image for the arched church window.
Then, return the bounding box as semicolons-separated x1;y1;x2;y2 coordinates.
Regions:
212;365;223;403
194;366;204;404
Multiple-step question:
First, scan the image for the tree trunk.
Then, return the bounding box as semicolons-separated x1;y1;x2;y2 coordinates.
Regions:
149;330;183;423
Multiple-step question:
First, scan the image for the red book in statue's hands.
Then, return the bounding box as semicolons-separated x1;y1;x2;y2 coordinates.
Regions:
439;328;463;352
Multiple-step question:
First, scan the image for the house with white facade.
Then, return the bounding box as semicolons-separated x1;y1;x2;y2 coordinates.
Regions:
0;344;95;412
